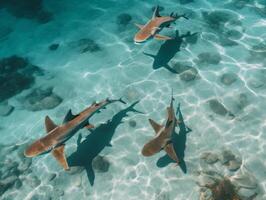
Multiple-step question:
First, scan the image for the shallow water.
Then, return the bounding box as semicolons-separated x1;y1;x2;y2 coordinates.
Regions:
0;0;266;199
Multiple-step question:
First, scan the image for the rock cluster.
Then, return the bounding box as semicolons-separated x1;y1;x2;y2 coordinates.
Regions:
200;150;242;172
172;62;199;82
198;149;260;200
0;0;53;23
0;55;44;102
68;38;101;54
0;143;32;196
116;13;132;27
92;155;110;173
21;87;63;111
196;52;221;65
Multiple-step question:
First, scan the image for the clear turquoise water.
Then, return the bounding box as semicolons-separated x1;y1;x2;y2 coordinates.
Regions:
0;0;266;199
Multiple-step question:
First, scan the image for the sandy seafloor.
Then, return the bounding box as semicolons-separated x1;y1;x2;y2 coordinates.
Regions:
0;0;266;199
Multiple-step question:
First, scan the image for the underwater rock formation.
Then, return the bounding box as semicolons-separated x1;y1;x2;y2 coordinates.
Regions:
0;0;53;23
0;143;33;196
92;155;110;173
129;119;137;128
0;55;44;102
68;38;101;53
202;10;238;30
208;99;229;116
220;73;238;86
116;13;132;26
49;43;59;51
21;87;63;111
196;52;221;65
172;62;199;81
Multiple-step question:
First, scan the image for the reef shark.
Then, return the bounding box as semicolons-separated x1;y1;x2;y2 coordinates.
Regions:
24;98;126;170
141;91;180;164
134;5;188;44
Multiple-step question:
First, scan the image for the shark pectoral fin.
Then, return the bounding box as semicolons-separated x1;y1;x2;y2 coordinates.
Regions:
52;144;69;170
63;109;78;124
84;123;95;129
134;23;144;29
154;34;172;41
164;143;179;164
45;116;58;133
107;143;112;147
151;27;160;35
148;119;163;133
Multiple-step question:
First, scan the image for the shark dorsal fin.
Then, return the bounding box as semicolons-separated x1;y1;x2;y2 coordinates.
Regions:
45;116;58;133
149;119;163;133
63;109;78;124
152;5;161;19
52;144;69;170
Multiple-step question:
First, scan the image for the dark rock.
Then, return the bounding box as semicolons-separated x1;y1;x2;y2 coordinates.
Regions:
69;38;101;53
92;155;110;173
0;103;14;116
202;10;237;30
228;159;241;171
197;52;221;65
49;43;59;51
116;13;132;26
129;120;137;128
220;73;238;86
172;62;191;74
200;152;219;164
219;150;236;164
211;179;238;200
208;99;228;116
0;0;53;24
22;87;63;111
180;67;198;82
0;55;43;102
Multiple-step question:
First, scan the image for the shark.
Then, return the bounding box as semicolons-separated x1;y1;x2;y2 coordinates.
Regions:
24;98;126;170
141;91;180;164
134;5;188;44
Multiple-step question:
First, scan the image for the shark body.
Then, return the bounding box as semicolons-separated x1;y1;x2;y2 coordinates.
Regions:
141;92;180;164
134;6;187;44
24;98;125;170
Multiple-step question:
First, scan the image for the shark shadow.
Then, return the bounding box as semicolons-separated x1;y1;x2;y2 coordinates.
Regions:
144;30;197;74
67;101;141;186
156;104;192;173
